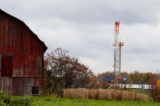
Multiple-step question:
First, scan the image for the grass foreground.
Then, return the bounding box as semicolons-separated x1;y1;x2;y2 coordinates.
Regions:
31;89;158;106
31;96;160;106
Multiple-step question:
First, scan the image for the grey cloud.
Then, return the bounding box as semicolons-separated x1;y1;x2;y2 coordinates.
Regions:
1;0;160;25
1;0;160;74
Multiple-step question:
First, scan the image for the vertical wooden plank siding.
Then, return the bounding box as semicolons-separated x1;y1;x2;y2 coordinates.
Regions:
12;78;24;95
0;9;47;95
12;54;24;77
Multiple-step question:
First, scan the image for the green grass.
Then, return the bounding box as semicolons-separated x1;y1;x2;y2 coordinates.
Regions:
3;89;156;106
31;89;158;106
31;96;160;106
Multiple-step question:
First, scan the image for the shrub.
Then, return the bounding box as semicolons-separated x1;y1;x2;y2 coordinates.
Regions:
157;80;160;92
0;91;33;106
148;79;160;102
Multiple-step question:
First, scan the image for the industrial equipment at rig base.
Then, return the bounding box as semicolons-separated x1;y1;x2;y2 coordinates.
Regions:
113;21;124;77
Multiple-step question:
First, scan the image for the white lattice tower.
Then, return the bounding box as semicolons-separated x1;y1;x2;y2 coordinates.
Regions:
113;21;120;76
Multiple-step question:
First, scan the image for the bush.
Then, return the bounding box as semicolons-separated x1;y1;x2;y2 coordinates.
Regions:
0;91;34;106
148;79;160;102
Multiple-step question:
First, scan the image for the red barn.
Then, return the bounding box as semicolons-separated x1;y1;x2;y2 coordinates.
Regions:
0;9;47;95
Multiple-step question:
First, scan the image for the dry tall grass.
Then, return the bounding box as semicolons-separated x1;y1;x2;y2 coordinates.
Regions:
105;89;112;100
63;89;76;99
76;88;88;99
97;89;112;100
121;91;136;101
63;88;88;99
121;91;130;100
136;93;148;101
88;89;98;99
63;88;148;101
63;89;67;98
111;90;122;100
97;89;106;100
129;92;135;101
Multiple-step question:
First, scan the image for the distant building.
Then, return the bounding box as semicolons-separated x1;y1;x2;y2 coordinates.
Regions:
0;9;47;95
118;84;151;89
102;76;129;83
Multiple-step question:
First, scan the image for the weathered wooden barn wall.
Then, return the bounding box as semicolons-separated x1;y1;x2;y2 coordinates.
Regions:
0;9;47;95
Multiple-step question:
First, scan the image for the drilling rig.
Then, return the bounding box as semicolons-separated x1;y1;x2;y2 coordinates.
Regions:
113;21;124;77
112;22;125;88
101;21;127;88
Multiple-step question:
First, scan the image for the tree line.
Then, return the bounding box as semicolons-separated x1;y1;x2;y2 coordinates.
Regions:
44;48;159;96
97;71;158;84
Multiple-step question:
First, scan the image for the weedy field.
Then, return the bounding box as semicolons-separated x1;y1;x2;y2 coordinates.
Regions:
31;89;158;106
31;96;160;106
1;89;159;106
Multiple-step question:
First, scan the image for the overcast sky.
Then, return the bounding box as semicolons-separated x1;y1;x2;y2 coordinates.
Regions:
1;0;160;75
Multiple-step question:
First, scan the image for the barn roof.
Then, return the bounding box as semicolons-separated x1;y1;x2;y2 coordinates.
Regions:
0;9;47;53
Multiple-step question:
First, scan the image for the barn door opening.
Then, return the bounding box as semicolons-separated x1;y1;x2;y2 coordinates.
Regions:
1;54;12;77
